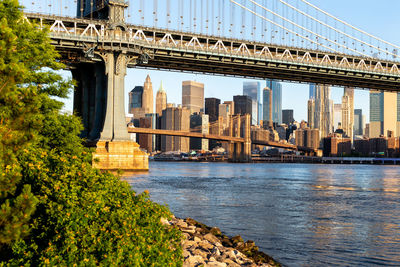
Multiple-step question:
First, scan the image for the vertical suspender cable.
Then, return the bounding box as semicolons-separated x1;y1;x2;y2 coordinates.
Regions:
206;0;209;34
201;0;204;34
222;0;225;37
90;0;93;20
194;0;197;33
190;0;192;32
153;0;157;27
262;0;266;41
211;0;214;35
167;0;170;29
251;1;255;37
241;0;245;39
218;0;221;35
230;0;234;38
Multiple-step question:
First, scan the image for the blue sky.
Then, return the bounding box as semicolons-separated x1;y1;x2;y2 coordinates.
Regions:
50;0;400;122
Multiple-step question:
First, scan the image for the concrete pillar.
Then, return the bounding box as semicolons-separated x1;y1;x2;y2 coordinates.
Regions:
88;64;107;141
99;52;130;141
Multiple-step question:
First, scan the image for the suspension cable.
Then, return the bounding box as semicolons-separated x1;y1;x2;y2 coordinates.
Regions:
230;0;339;54
300;0;400;52
279;0;399;59
246;0;369;57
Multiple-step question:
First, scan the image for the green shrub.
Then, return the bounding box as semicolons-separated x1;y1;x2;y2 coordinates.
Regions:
0;0;182;265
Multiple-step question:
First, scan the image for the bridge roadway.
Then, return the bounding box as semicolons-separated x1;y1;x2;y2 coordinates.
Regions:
128;127;317;153
26;12;400;91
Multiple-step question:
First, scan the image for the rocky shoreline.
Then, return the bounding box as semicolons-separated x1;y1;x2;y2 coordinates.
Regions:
163;216;281;267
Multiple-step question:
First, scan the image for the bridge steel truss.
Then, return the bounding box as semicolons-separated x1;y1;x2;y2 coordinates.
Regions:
26;13;400;91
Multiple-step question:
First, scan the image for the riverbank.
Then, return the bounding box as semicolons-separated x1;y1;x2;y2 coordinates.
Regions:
163;216;281;267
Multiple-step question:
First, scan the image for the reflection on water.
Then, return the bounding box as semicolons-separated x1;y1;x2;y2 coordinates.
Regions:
124;162;400;266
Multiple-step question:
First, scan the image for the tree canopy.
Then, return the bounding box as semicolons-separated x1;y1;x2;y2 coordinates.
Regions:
0;0;182;265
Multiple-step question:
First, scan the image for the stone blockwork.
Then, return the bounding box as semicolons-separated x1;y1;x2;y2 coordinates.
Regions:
163;217;281;267
93;141;149;171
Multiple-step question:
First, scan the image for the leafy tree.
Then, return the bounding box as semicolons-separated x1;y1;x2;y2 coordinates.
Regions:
0;0;182;265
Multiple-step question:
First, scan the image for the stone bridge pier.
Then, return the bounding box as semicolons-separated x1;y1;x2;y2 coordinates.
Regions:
228;114;251;163
72;52;148;171
72;0;148;171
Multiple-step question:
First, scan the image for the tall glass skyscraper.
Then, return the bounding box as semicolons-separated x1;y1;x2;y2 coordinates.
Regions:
369;91;397;137
309;83;316;99
265;79;282;125
243;82;262;124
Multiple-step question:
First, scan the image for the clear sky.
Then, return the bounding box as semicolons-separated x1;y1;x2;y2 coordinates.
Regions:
54;0;400;122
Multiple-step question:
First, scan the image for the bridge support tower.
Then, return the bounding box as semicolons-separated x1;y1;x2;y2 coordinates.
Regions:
228;114;251;163
73;1;148;171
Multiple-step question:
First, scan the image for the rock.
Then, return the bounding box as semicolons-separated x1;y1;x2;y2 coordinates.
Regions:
193;236;202;242
160;217;171;226
204;233;220;244
181;226;196;234
221;237;233;247
211;246;221;257
183;250;191;259
207;261;227;267
224;259;241;267
176;220;188;228
231;235;243;245
198;240;214;251
182;240;196;249
183;255;205;267
244;240;255;248
182;232;191;240
210;227;222;236
234;241;244;249
224;249;237;261
192;248;209;259
208;256;216;261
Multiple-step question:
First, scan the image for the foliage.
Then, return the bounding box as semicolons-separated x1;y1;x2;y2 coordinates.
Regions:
0;0;182;265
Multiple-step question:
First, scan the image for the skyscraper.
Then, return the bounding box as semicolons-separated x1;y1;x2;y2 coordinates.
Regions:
262;87;273;128
369;90;397;137
129;75;154;119
205;97;221;122
142;75;154;114
314;84;333;139
156;81;167;116
354;109;364;136
161;106;190;152
233;95;252;125
129;86;143;116
243;81;262;124
309;83;316;99
182;81;204;114
341;88;354;140
307;99;315;129
282;109;294;125
333;104;342;130
266;79;282;125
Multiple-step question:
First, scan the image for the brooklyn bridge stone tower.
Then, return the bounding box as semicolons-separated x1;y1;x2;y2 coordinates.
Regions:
74;0;148;170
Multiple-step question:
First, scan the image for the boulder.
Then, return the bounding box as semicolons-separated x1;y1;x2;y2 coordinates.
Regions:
207;261;227;267
198;240;214;251
192;248;209;259
210;227;222;236
183;255;204;267
204;233;220;244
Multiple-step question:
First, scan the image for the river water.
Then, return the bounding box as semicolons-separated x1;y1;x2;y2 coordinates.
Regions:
125;162;400;266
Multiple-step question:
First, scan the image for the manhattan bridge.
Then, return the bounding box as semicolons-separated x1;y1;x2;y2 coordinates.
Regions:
20;0;400;165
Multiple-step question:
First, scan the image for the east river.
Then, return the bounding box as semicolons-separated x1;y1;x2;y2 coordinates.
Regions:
125;162;400;266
